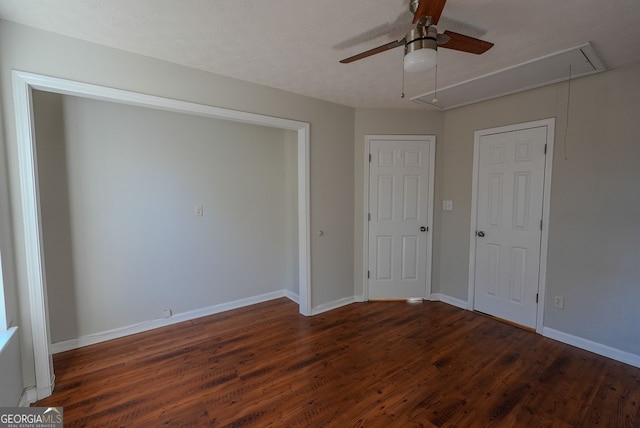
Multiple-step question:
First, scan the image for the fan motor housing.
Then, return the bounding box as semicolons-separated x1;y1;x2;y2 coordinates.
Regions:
405;26;438;55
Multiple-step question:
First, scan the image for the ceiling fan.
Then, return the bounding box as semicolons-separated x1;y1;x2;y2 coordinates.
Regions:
340;0;494;72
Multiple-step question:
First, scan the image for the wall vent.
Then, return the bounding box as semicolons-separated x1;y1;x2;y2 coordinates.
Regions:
413;43;605;110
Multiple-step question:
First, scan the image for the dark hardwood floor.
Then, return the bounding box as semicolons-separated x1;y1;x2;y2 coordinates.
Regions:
35;298;640;427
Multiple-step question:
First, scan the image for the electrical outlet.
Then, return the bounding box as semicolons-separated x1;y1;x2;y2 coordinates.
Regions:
194;204;203;216
554;296;564;309
162;308;172;318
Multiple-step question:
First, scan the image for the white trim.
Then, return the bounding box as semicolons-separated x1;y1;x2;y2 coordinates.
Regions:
467;118;555;333
353;295;366;303
363;135;436;301
18;387;38;407
362;137;372;302
11;70;312;398
426;138;436;299
543;327;640;369
429;293;468;310
12;73;54;400
51;289;298;354
537;120;555;333
467;135;481;310
14;72;307;131
284;289;300;305
297;124;312;316
310;296;356;316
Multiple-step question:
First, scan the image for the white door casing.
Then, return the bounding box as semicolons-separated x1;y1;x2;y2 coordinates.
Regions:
469;119;555;332
12;71;312;400
366;136;435;300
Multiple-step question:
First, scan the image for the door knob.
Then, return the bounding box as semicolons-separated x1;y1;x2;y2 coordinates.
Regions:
420;226;427;232
476;231;485;237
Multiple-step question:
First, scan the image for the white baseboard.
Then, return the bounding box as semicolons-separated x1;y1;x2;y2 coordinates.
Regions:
284;289;300;304
18;387;37;407
431;294;640;368
429;293;469;310
311;296;356;315
47;288;640;371
51;289;299;354
543;327;640;368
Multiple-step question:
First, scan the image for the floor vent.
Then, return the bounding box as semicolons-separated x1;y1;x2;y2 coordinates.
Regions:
412;43;605;110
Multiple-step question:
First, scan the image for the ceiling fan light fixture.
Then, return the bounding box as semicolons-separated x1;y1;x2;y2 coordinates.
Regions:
404;46;437;72
403;26;438;72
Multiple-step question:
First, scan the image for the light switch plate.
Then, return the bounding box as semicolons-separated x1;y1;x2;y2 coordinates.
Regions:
195;204;203;216
443;200;453;211
554;296;564;309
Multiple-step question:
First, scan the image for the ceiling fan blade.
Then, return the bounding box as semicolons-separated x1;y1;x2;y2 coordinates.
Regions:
440;30;494;54
339;39;404;64
413;0;447;25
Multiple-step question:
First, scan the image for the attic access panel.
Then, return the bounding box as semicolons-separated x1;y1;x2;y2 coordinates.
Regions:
413;43;605;110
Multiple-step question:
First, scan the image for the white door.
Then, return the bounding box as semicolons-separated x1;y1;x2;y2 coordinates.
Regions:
367;137;434;299
473;126;548;328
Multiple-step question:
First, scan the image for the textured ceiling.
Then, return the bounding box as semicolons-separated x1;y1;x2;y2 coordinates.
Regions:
1;0;640;109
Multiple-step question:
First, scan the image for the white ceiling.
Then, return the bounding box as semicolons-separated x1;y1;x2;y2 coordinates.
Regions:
1;0;640;109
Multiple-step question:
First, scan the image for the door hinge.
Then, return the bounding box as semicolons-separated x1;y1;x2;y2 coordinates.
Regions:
540;219;543;230
369;153;372;162
368;213;371;221
544;144;547;154
536;293;539;303
367;270;370;279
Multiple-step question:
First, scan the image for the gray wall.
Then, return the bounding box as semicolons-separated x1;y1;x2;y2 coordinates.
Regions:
0;328;22;406
440;62;640;355
0;19;354;389
34;91;297;343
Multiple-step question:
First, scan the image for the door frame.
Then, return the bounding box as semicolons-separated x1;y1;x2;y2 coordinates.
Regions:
12;70;312;400
363;135;436;301
467;118;555;333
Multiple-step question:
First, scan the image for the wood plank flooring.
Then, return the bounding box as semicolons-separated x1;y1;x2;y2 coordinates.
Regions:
35;298;640;427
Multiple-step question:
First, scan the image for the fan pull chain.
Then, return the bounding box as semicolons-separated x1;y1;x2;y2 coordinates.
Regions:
401;64;406;98
432;63;439;104
563;64;572;160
